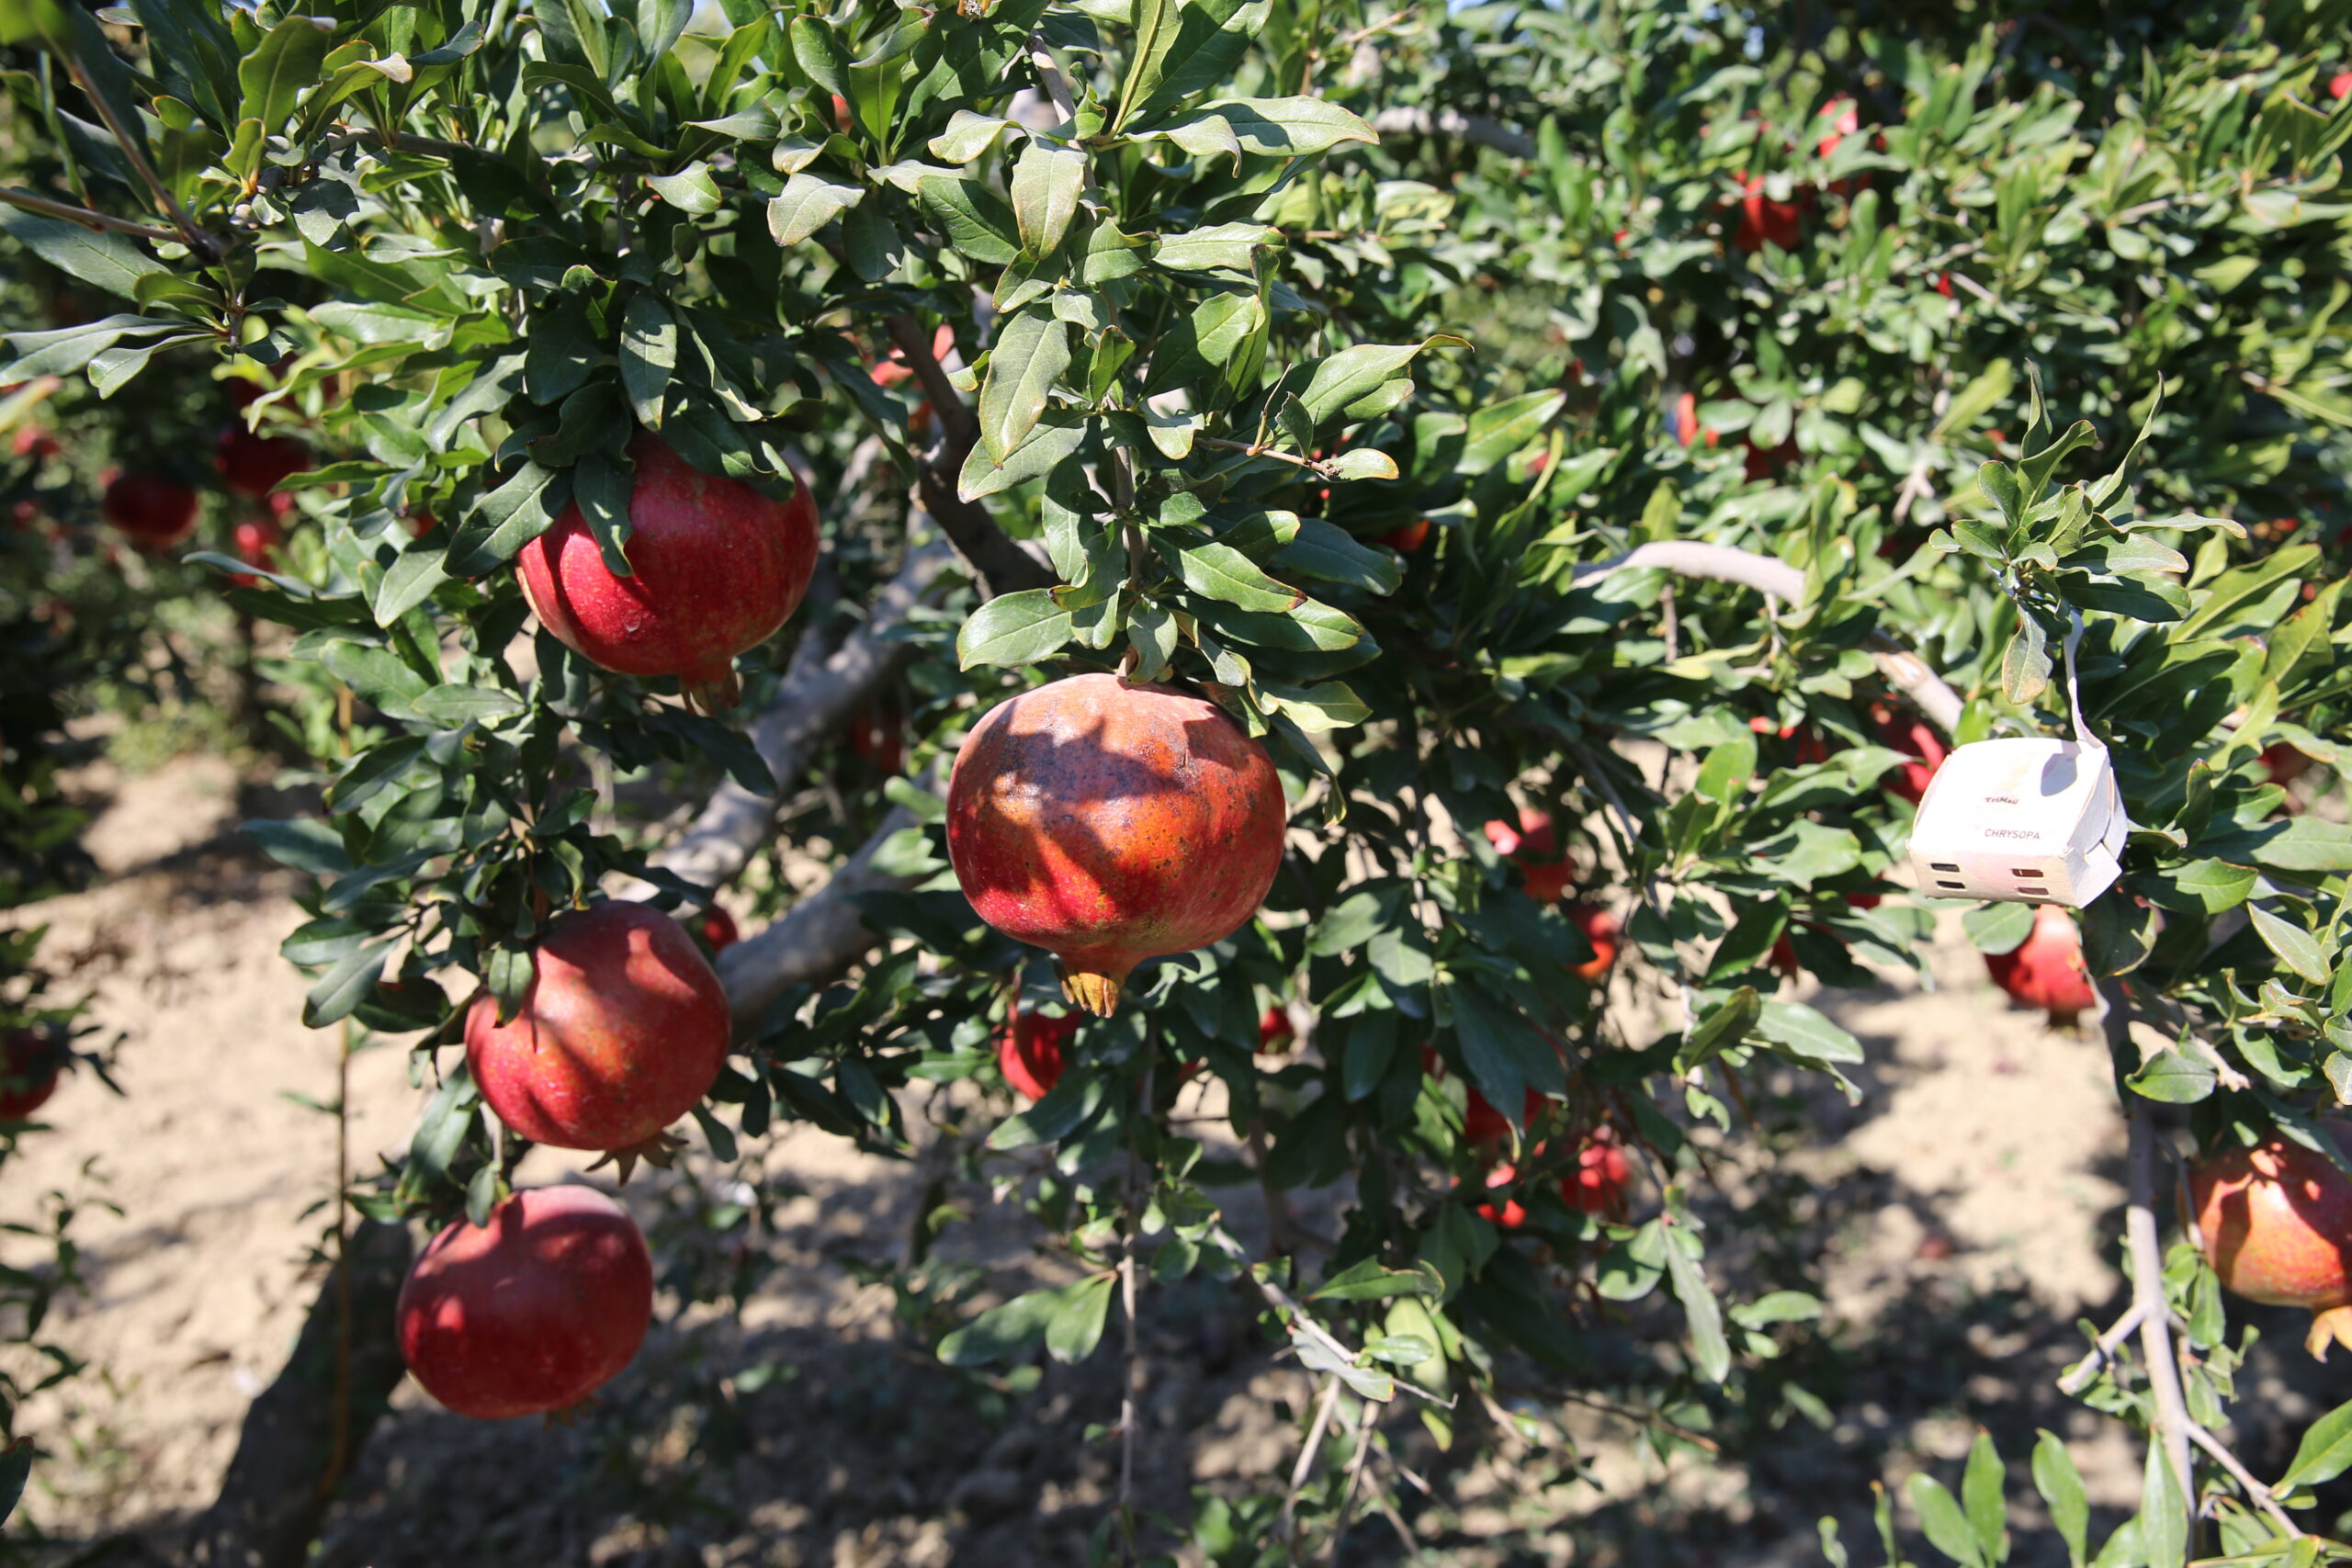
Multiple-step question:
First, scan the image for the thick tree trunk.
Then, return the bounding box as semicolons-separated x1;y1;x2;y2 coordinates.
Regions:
178;1218;413;1568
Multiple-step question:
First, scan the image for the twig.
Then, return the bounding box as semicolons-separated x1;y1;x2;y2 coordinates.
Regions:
1280;1375;1345;1540
1317;1394;1380;1562
1555;1389;1722;1451
1365;106;1535;159
2102;976;2197;1536
1026;34;1077;125
60;51;213;259
2056;1302;2147;1395
2185;1422;2304;1540
1117;1061;1152;1562
1194;435;1336;478
882;315;1054;599
0;185;181;243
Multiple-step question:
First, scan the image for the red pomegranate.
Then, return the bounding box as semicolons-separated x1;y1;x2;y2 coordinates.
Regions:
1568;904;1620;982
1732;175;1805;254
1984;905;2095;1024
11;426;57;460
1815;96;1860;157
215;424;311;499
1749;715;1830;765
1671;390;1719;449
1377;518;1430;554
697;905;739;953
1868;699;1949;804
945;674;1287;1015
1476;1163;1529;1230
396;1185;653;1418
1564;1127;1633;1218
849;710;906;774
0;1029;62;1120
101;472;198;549
465;901;731;1153
2332;72;2352;100
516;434;821;713
2192;1122;2352;1358
1742;433;1800;483
2262;742;2312;786
230;517;280;588
1485;809;1571;904
1259;1005;1295;1054
1464;1084;1545;1145
997;1009;1079;1102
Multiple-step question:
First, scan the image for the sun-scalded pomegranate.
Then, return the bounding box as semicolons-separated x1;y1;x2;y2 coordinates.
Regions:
2193;1122;2352;1358
0;1030;62;1120
1485;809;1571;904
215;424;310;499
101;472;198;549
1568;904;1620;982
946;674;1287;1016
396;1185;654;1418
1259;1006;1295;1054
997;1009;1079;1102
697;905;739;953
465;901;730;1154
1984;905;2095;1024
516;434;820;713
1869;699;1949;804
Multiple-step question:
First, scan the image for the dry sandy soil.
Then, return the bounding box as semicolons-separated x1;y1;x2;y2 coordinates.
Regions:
3;754;2341;1566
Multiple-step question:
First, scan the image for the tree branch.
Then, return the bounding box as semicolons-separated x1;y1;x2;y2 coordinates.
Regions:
2056;1302;2146;1395
0;184;182;243
2185;1422;2304;1541
713;805;923;1029
1568;540;1967;734
1366;106;1536;159
2098;975;2197;1534
883;313;1054;599
61;51;213;260
628;540;954;897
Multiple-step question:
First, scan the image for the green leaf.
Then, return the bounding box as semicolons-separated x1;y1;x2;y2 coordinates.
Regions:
1660;1235;1730;1383
1755;1001;1864;1066
2032;1430;2089;1568
1961;1432;2008;1565
1177;543;1305;614
958;412;1088;501
918;175;1021;265
645;162;724;213
1179;96;1377;155
301;939;392;1028
988;1068;1104;1149
1297;339;1455;427
1256;679;1368;732
0;208;164;299
939;1286;1064;1366
2137;1440;2187;1568
2126;1046;2215;1105
1009;141;1085;257
788;15;850;97
238;13;334;129
447;463;571;578
1152;222;1279;273
2001;615;2052;705
1908;1473;1988;1568
2279;1399;2352;1490
1310;1258;1442;1303
957;588;1072;670
978;310;1069;463
768;172;864;246
619;294;676;427
1044;1273;1116;1362
2250;904;2331;986
1457;389;1566;475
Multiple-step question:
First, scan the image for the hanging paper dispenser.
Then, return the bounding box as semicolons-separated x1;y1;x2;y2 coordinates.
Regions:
1905;612;2129;908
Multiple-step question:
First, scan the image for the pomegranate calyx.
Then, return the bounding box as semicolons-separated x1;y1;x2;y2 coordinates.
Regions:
2310;1304;2352;1361
1061;965;1128;1018
680;660;743;715
586;1130;687;1185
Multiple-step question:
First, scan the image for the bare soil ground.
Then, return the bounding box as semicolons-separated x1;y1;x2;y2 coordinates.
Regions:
5;756;2340;1565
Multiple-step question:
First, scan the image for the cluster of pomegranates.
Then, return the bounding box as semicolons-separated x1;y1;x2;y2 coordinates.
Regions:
1482;808;1619;982
1461;1081;1634;1230
91;378;307;570
398;899;729;1418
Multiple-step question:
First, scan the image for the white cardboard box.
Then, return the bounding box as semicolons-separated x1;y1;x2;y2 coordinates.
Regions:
1906;737;2128;908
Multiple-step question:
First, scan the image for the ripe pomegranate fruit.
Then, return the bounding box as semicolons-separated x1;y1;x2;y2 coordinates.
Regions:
1815;96;1860;157
397;1184;653;1418
230;516;280;588
517;434;820;713
1732;175;1805;253
215;424;311;499
2333;71;2352;100
1568;904;1620;982
1749;715;1830;765
1377;518;1430;554
1984;905;2095;1024
697;905;739;953
1670;391;1719;449
1476;1163;1529;1230
0;1030;62;1120
1464;1084;1545;1145
2192;1122;2352;1358
849;710;906;774
101;472;198;549
946;673;1286;1015
997;1009;1079;1102
1259;1005;1295;1054
11;425;57;460
1485;809;1571;904
2262;742;2312;785
465;901;730;1153
1742;432;1800;483
1565;1127;1633;1218
1868;699;1949;804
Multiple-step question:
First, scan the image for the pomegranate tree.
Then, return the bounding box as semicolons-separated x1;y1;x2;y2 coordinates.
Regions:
465;902;730;1155
1984;905;2095;1025
2191;1124;2352;1358
516;433;820;713
946;674;1287;1015
396;1184;654;1418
